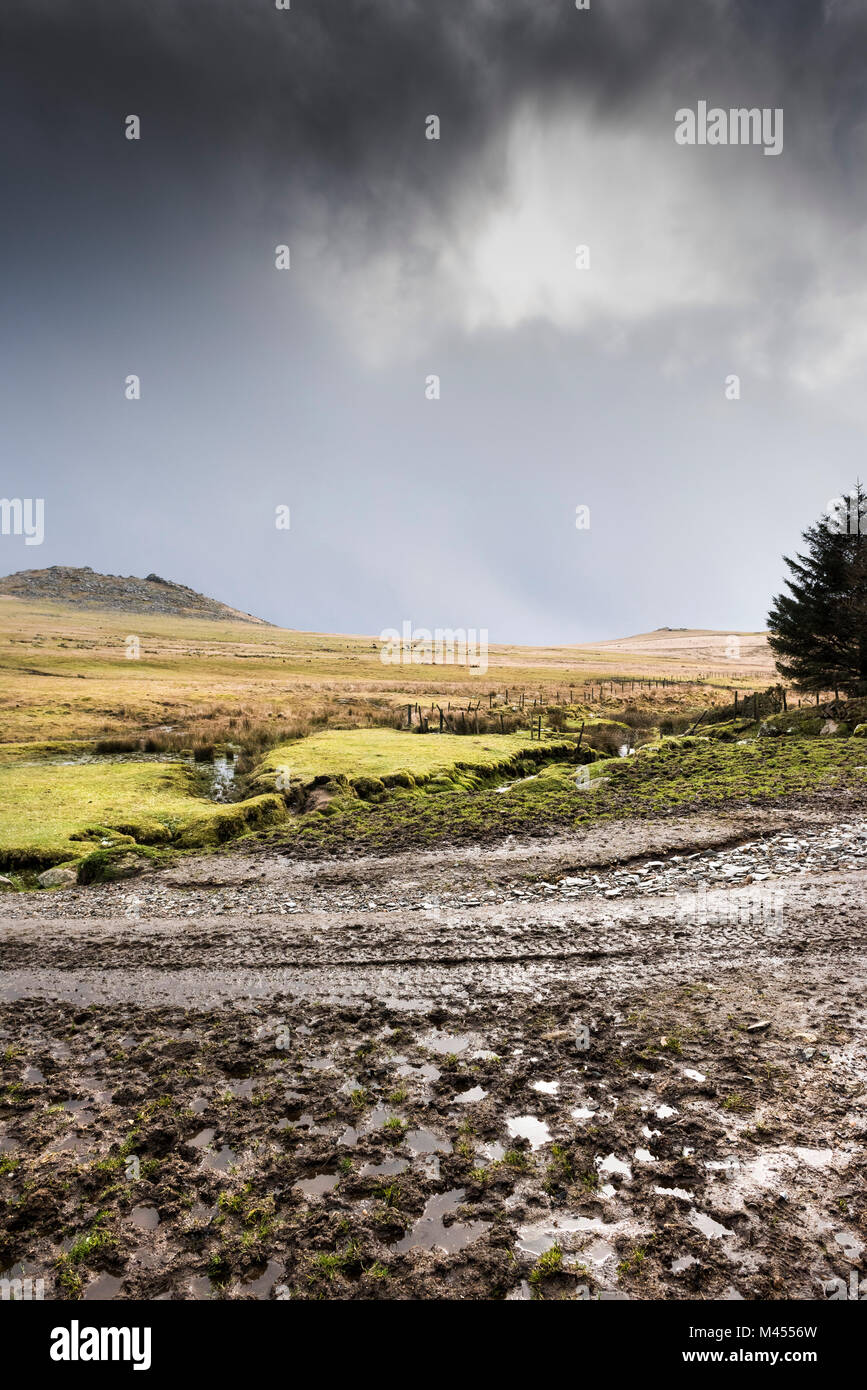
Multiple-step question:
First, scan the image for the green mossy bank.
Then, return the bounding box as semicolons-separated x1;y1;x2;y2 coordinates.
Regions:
2;724;866;884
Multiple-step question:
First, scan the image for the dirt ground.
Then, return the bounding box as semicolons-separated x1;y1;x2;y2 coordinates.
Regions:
1;799;865;1301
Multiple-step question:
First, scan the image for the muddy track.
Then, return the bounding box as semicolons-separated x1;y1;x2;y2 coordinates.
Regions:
1;802;865;1302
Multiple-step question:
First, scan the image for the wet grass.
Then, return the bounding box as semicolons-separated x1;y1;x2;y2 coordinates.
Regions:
255;727;537;784
259;737;867;857
0;759;289;871
3;588;864;873
0;762;195;866
0;726;578;870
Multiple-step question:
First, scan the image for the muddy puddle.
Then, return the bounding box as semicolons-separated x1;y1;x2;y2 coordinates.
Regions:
2;954;865;1301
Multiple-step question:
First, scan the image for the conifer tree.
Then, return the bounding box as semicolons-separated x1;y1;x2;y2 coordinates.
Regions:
767;484;867;696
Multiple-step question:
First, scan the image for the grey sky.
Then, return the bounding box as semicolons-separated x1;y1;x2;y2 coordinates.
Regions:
2;0;865;641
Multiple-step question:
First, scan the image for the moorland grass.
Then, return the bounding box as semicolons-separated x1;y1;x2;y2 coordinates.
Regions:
0;760;286;869
255;728;540;785
256;736;867;857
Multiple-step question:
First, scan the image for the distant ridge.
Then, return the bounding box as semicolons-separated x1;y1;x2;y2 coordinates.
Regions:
0;566;271;624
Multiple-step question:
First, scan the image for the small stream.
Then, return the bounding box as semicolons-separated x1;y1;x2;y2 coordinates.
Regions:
207;754;237;803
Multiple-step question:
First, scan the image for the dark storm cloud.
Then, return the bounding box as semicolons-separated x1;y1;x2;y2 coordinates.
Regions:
3;0;861;225
3;1;866;641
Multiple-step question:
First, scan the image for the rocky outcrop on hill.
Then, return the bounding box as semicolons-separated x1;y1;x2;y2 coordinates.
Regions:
0;566;270;624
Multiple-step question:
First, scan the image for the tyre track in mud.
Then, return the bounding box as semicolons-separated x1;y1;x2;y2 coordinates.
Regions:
1;871;863;1008
2;810;867;1303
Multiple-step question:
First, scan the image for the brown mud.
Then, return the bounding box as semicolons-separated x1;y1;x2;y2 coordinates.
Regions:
1;801;865;1301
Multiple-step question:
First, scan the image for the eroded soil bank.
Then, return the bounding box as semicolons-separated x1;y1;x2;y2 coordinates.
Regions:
1;802;865;1301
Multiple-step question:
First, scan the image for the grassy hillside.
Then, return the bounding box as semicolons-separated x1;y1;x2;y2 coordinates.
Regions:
0;597;773;745
4;593;841;881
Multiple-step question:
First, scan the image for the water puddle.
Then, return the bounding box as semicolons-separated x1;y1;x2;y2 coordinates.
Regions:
83;1273;124;1300
201;1144;237;1173
690;1210;735;1240
506;1115;551;1150
405;1129;452;1156
422;1031;475;1056
359;1106;401;1134
454;1086;487;1104
187;1275;216;1299
44;1134;92;1156
794;1147;837;1169
305;1056;336;1072
360;1158;408;1178
834;1230;863;1260
597;1153;632;1181
294;1172;340;1198
393;1189;490;1254
62;1099;94;1120
223;1077;267;1099
584;1238;615;1265
480;1141;506;1164
207;753;237;803
130;1205;159;1231
129;1247;161;1271
517;1212;629;1258
238;1258;284;1298
397;1062;441;1082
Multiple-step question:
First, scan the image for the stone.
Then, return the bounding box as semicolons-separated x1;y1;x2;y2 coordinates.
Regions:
36;866;77;889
